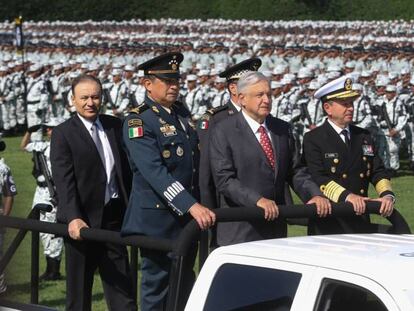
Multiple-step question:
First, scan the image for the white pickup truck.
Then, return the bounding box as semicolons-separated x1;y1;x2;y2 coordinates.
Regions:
185;234;414;311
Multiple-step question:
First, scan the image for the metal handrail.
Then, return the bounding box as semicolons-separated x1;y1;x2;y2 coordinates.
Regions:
0;201;410;311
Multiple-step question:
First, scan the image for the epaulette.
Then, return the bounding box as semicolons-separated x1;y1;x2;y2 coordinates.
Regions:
129;103;149;115
207;105;229;116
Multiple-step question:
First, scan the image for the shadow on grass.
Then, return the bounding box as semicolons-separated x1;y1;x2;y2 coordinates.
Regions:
40;292;105;307
4;279;66;297
4;280;105;308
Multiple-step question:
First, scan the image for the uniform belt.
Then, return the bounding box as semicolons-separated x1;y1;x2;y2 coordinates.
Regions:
37;181;48;187
27;100;40;105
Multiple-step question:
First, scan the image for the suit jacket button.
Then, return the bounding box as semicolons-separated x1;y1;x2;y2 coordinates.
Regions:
333;158;339;164
156;204;160;208
360;173;364;178
360;189;365;194
342;173;347;179
363;156;367;161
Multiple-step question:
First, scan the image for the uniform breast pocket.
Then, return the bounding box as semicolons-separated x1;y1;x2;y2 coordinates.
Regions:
160;138;185;169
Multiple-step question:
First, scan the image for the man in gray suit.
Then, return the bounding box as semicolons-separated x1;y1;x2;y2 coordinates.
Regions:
209;71;331;246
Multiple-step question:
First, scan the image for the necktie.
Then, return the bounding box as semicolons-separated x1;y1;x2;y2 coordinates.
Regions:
341;129;350;147
258;125;275;169
91;122;106;168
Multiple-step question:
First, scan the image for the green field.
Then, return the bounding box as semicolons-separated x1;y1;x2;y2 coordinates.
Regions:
1;135;413;310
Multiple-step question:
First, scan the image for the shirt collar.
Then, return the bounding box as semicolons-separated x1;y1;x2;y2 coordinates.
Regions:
161;105;172;114
327;118;350;136
242;111;269;134
230;99;241;112
77;113;102;131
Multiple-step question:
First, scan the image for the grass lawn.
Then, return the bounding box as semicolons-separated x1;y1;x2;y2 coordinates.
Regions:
1;135;413;310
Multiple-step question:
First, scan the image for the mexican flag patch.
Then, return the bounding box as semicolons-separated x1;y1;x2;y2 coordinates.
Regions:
200;120;209;130
129;126;144;138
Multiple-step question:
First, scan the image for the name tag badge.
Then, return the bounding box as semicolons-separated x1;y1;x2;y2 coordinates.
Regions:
325;153;338;159
362;145;374;156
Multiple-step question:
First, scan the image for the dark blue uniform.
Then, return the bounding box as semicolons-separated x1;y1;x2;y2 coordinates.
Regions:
122;95;199;310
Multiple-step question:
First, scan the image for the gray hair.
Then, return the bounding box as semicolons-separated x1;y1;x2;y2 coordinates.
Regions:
237;71;269;94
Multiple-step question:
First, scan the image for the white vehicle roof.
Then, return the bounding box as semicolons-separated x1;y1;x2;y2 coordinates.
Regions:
212;233;414;290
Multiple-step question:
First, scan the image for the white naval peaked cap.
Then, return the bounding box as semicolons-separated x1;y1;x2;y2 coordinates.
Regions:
385;85;396;92
297;68;313;79
112;68;122;76
314;75;359;101
272;65;286;75
308;80;320;90
88;63;100;71
124;65;135;71
0;66;8;71
270;80;282;89
28;64;42;72
352;83;363;91
215;76;226;83
361;70;371;78
186;74;197;81
197;69;210;76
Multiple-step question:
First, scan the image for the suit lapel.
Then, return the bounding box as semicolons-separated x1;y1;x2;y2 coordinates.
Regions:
73;114;98;151
266;117;280;177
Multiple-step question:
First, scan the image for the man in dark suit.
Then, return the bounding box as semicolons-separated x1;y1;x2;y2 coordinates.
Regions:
302;75;395;235
209;71;330;246
121;53;215;311
197;58;262;211
50;74;136;310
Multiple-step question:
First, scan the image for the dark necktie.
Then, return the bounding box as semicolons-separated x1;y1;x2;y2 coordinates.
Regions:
258;125;275;169
341;129;350;147
91;122;106;168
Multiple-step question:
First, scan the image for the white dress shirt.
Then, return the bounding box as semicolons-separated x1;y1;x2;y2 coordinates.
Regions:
242;111;273;145
78;114;119;203
327;119;350;143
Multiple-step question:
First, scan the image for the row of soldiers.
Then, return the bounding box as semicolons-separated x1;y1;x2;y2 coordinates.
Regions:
0;53;414;174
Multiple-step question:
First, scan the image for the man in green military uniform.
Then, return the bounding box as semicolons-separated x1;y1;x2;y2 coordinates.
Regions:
121;52;215;311
303;75;395;235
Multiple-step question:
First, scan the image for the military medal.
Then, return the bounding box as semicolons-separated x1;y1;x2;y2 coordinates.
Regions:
176;146;184;156
362;145;374;156
160;124;177;137
159;118;166;125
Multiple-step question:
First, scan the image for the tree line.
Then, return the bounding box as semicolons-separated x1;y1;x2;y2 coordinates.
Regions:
1;0;413;21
